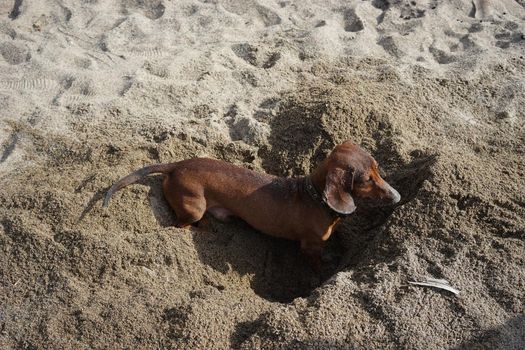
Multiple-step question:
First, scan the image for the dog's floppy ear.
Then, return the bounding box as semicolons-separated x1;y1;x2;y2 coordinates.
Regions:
323;167;356;215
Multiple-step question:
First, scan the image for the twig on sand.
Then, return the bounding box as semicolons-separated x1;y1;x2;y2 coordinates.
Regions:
408;277;460;296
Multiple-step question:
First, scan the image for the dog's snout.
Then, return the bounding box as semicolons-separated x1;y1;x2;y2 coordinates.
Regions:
381;182;401;205
389;187;401;204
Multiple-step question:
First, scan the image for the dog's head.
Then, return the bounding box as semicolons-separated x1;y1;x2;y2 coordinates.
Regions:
318;140;401;215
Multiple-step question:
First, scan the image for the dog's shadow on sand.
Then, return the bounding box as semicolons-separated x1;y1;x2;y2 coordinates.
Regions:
188;204;403;303
190;216;344;303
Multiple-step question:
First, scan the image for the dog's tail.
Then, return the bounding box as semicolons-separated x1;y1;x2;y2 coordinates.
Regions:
103;163;177;208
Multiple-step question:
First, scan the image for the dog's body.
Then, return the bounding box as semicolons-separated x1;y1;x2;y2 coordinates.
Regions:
104;141;401;268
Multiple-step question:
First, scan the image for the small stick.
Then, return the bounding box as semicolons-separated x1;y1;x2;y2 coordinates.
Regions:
408;277;460;296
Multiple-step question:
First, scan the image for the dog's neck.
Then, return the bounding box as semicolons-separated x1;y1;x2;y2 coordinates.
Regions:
309;158;329;190
303;176;348;219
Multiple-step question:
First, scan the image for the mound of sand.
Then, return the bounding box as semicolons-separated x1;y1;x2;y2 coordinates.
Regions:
1;0;524;349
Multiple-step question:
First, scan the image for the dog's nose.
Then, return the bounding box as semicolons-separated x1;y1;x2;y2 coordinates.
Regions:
390;188;401;204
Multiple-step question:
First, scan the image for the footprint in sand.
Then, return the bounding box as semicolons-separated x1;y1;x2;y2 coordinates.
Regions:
220;1;281;27
372;0;389;24
0;78;58;90
78;81;97;97
468;22;484;33
343;8;364;32
429;45;457;64
494;23;524;49
0;41;30;65
371;0;389;10
232;43;257;66
255;4;281;26
428;28;481;63
123;0;165;20
377;36;404;58
127;48;168;58
55;77;99;106
495;32;524;49
449;35;476;52
74;57;92;69
262;52;281;68
444;29;477;53
374;0;429;24
400;1;426;20
8;0;22;20
231;43;281;69
143;61;170;78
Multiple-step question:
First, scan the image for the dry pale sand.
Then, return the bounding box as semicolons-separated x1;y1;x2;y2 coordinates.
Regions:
1;0;524;349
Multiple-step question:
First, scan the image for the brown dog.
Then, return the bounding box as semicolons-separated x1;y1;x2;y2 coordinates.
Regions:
103;140;400;268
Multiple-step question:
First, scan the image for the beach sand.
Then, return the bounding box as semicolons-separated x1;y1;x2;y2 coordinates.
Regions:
1;0;524;348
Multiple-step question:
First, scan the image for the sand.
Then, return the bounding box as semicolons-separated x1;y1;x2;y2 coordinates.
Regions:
0;0;524;349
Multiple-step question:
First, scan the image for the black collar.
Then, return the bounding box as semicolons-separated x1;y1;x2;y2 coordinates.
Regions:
303;176;349;219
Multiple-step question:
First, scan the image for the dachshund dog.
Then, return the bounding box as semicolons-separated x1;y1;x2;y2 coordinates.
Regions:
103;140;400;269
